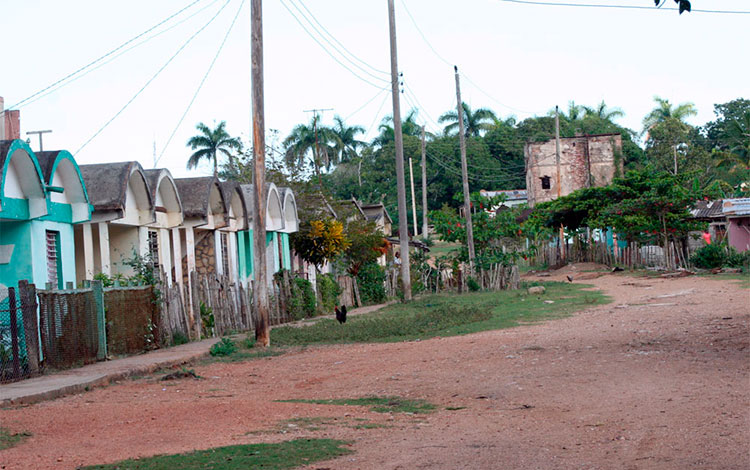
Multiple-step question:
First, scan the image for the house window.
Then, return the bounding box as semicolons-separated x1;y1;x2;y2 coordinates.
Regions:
540;176;551;190
713;224;727;242
221;232;230;276
147;230;160;272
45;230;63;289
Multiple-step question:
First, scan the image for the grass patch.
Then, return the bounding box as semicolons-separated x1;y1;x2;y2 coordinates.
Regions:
81;438;352;470
698;272;750;289
278;396;436;414
0;428;31;450
201;335;286;364
270;282;609;346
445;406;466;411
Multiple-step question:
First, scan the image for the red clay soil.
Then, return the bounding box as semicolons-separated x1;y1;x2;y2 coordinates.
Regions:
1;270;748;470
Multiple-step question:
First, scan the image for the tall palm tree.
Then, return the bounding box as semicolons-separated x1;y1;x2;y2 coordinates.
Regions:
330;115;366;163
439;102;497;137
186;121;242;177
642;96;697;133
283;115;337;183
372;108;421;147
583;101;625;122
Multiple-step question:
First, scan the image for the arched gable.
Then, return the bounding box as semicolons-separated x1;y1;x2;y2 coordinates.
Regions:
266;183;284;232
121;164;154;226
45;151;91;223
0;139;46;219
145;169;183;228
279;188;299;233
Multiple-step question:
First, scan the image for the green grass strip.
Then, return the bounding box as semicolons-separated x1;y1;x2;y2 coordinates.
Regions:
278;396;436;414
0;427;31;450
270;282;609;346
81;438;352;470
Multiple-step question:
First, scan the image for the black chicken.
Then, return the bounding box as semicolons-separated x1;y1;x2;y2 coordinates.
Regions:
335;305;347;324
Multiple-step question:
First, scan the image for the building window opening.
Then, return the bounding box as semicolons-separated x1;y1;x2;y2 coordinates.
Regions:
147;230;160;272
221;232;230;276
45;230;63;289
540;175;551;190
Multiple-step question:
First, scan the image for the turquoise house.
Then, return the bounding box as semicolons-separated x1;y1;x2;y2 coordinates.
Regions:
0;140;90;296
237;183;297;287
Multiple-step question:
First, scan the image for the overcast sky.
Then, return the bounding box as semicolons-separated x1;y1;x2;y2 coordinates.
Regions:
2;0;748;178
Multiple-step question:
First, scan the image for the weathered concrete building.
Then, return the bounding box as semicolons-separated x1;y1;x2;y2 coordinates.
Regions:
524;133;623;207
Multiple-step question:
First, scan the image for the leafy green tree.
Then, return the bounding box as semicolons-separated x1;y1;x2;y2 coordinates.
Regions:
372;108;422;147
283;115;337;180
186;121;242;177
342;219;387;276
439;102;497;137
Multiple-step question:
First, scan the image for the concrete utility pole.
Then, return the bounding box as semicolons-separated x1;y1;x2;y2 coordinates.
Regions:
251;0;270;346
409;156;418;237
26;130;52;152
387;0;411;300
554;106;565;261
454;66;475;271
421;126;428;239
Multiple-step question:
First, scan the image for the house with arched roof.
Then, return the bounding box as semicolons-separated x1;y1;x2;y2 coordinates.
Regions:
143;169;184;286
0;140;91;294
77;162;154;282
237;183;297;287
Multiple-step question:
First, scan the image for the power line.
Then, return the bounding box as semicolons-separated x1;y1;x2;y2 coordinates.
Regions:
365;92;392;139
278;0;387;89
344;86;391;122
156;0;246;166
294;0;390;77
18;0;223;111
75;0;232;156
2;0;205;116
498;0;750;14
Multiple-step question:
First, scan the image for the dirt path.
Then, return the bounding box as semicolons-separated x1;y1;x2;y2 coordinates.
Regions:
1;272;748;469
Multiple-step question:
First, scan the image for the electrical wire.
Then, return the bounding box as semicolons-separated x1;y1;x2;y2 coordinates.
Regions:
2;0;205;116
498;0;750;14
343;86;391;122
293;0;390;76
279;0;387;89
156;0;246;166
18;0;223;111
75;0;232;156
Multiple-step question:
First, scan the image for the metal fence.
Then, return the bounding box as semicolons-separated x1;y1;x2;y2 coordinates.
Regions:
104;286;157;355
0;287;29;382
38;287;100;370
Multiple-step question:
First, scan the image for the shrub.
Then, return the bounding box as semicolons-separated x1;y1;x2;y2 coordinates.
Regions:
726;248;750;270
467;277;480;292
200;302;215;338
317;274;341;314
288;277;317;320
171;331;189;346
209;337;237;357
691;244;728;269
356;261;386;305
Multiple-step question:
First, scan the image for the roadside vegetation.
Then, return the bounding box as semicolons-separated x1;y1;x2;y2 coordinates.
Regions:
81;438;352;470
278;396;436;414
0;427;31;450
269;281;609;346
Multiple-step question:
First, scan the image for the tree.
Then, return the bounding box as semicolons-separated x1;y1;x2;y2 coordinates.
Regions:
342;219;387;276
439;102;497;137
283;115;338;181
330;116;366;163
186;121;242;177
642;96;697;134
372;108;421;147
290;219;350;271
583;101;624;122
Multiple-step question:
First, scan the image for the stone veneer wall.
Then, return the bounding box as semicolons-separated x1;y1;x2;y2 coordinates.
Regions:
181;230;216;285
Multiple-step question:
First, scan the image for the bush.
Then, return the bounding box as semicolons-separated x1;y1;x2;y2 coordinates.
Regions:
356;261;386;305
288;277;317;320
691;244;728;269
171;331;189;346
209;337;237;357
317;274;341;314
467;277;480;292
726;248;750;270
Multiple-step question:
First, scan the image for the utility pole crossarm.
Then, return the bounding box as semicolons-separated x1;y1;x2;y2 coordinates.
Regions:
26;130;52;152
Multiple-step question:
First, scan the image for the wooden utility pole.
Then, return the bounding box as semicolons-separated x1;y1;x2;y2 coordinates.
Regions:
421;126;428;238
454;66;475;270
409;156;418;237
26;130;52;151
251;0;270;346
387;0;411;300
554;106;565;262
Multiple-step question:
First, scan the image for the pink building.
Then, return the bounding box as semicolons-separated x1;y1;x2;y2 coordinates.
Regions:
722;198;750;253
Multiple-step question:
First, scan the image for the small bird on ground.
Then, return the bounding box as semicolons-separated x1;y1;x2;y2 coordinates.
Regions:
566;275;574;283
335;305;347;324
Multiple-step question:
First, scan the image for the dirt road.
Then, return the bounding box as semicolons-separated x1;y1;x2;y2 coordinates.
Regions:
1;272;748;469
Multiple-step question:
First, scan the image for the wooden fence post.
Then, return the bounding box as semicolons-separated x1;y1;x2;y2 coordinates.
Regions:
91;280;107;360
18;281;39;373
8;287;21;378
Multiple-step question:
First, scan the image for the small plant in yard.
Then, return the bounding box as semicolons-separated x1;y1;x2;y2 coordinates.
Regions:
171;331;189;346
0;427;31;450
467;277;480;292
209;337;236;357
200;302;214;338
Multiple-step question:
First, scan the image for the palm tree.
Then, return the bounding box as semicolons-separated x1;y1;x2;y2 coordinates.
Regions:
330;115;366;163
372;108;421;147
642;96;697;133
283;115;338;183
186;121;242;177
439;102;497;137
583;101;625;122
